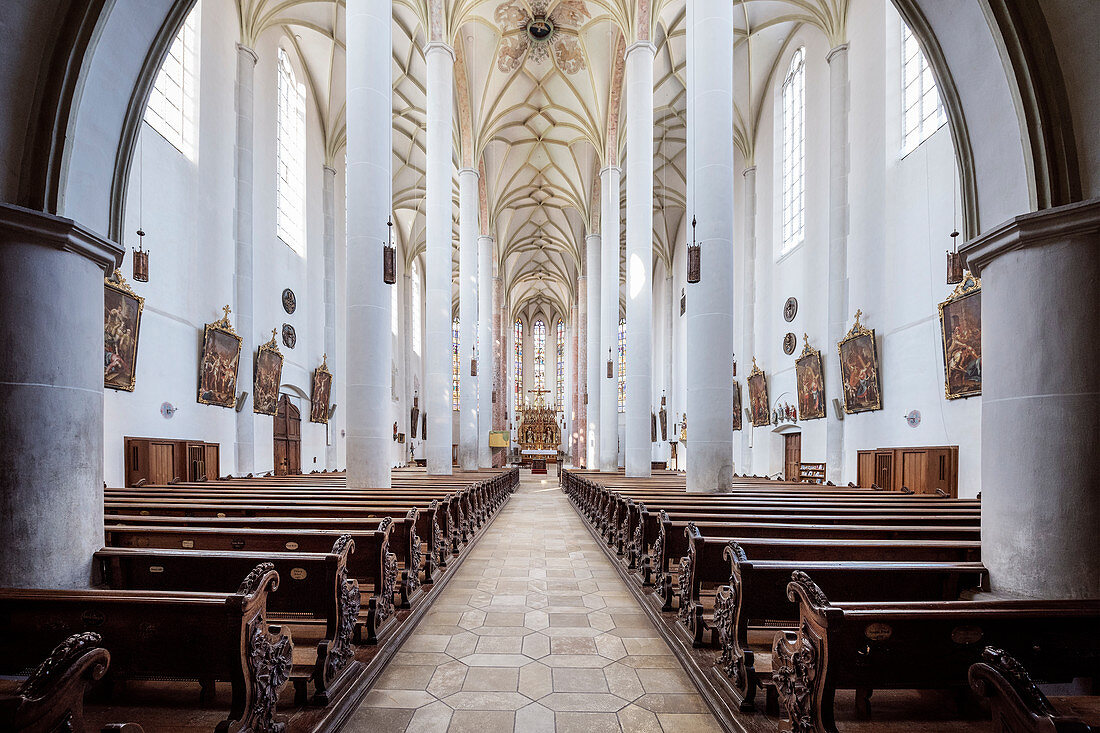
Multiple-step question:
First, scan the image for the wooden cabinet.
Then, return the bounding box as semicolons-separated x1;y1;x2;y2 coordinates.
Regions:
856;445;959;497
125;438;220;486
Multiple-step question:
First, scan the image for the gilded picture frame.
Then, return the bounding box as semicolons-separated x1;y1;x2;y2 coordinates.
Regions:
837;310;882;414
747;357;770;427
198;305;242;408
310;354;333;424
253;329;284;416
104;271;144;392
938;273;982;399
795;335;827;420
732;380;743;431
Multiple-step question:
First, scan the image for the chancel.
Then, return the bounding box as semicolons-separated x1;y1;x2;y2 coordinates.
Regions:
0;0;1097;731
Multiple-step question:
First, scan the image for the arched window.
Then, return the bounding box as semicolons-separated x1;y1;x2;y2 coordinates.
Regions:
276;48;306;256
780;47;805;255
452;317;460;411
617;317;626;413
144;4;198;157
555;319;565;410
901;22;946;153
533;319;547;394
513;320;523;407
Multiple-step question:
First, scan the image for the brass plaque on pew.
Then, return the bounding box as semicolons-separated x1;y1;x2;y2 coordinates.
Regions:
148;566;164;574
290;568;307;580
217;513;226;518
82;610;106;627
951;625;983;644
865;623;893;641
181;540;194;548
285;541;299;550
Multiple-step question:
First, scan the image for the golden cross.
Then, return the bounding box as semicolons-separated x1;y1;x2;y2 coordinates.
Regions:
222;304;232;321
853;309;863;327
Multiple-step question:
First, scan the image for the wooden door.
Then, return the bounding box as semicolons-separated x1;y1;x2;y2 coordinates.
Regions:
874;451;894;489
149;442;175;485
784;433;802;481
274;395;301;476
187;444;205;481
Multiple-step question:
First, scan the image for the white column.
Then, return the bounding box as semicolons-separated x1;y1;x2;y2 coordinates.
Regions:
826;43;850;484
740;165;757;475
624;41;655;477
585;233;601;469
575;274;587;466
458;168;478;470
424;41;455;475
664;271;673;459
403;269;415;463
346;0;393;488
477;234;494;467
599;166;621;472
233;43;257;476
322;165;338;470
492;274;505;431
564;308;575;453
686;0;734;492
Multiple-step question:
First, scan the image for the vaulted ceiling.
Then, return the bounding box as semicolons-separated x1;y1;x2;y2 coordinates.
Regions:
233;0;850;323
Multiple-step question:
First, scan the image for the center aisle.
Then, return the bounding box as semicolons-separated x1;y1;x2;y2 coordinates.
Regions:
349;469;722;732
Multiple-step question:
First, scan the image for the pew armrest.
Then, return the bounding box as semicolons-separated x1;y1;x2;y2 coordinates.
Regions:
2;632;110;733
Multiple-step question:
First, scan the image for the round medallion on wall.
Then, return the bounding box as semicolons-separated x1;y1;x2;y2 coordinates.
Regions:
906;410;922;428
282;288;297;314
282;323;296;349
783;332;797;355
783;297;798;322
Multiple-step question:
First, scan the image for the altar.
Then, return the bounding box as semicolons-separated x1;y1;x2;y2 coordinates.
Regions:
517;389;560;474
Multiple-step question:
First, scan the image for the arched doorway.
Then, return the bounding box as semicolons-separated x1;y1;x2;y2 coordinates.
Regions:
273;394;301;476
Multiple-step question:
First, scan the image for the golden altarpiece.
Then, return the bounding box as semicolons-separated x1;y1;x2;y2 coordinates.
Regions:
517;389;561;455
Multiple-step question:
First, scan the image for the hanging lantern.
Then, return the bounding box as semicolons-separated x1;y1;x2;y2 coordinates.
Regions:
606;348;614;379
946;229;964;284
687;215;701;283
383;217;396;284
470;346;478;377
410;393;420;438
659;394;668;441
132;229;149;282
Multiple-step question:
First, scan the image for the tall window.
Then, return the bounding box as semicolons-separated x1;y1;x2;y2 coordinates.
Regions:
533;320;547;394
276;48;306;256
144;5;198;157
555;319;565;410
411;261;422;356
617;317;626;413
452;317;461;410
513;320;523;407
902;23;946;153
780;47;806;254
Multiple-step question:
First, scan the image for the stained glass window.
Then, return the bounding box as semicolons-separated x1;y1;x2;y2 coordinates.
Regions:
555;319;565;410
780;47;805;255
617;317;626;413
533;320;546;394
902;22;946;153
452;317;460;411
513;320;523;407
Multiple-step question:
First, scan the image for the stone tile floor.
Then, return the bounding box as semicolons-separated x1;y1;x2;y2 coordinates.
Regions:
347;471;723;732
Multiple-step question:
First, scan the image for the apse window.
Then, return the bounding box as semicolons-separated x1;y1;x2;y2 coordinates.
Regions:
780;47;805;255
144;5;198;158
617;318;626;413
276;48;307;256
534;320;547;394
514;320;523;406
452;317;461;411
555;319;565;411
901;23;946;154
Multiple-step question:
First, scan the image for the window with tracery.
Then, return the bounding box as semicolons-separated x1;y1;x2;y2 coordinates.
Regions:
144;5;198;157
902;22;947;153
452;317;460;410
513;320;523;407
276;48;306;256
533;320;546;394
555;319;565;410
780;47;805;255
617;317;626;413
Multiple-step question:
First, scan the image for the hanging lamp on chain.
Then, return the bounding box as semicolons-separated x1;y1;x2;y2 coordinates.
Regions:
383;216;396;284
132;132;150;282
606;347;613;379
470;344;478;377
946;173;964;284
687;215;700;283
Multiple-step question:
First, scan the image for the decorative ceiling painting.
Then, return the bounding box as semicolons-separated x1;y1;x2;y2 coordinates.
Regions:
495;0;590;74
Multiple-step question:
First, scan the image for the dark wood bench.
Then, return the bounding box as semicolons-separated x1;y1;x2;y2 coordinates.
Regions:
0;565;292;733
95;535;358;705
773;572;1100;733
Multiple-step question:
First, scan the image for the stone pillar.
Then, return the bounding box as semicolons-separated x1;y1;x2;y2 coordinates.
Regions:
586;232;601;469
233;43;257;476
625;41;655;477
346;0;392;488
0;204;122;588
477;235;493;467
664;271;673;462
575;274;587;467
962;199;1100;599
403;269;416;464
825;43;850;484
599;162;621;473
322;164;338;470
458;168;478;470
740;165;757;475
424;41;454;475
492;274;505;430
686;0;735;492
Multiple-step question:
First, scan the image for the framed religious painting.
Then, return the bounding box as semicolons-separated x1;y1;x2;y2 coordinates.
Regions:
310;354;333;424
938;273;982;399
253;329;284;416
198;306;242;408
795;336;827;420
104;271;144;391
732;380;743;431
837;310;882;414
747;358;770;427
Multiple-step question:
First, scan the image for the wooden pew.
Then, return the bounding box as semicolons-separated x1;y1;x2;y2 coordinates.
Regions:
970;646;1100;733
104;522;398;645
0;632;143;733
772;572;1100;733
0;564;292;733
95;535;359;705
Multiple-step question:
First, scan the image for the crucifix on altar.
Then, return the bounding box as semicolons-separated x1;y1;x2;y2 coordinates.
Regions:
517;388;560;474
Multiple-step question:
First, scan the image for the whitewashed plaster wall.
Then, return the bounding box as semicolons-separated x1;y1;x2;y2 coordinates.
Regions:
104;0;348;485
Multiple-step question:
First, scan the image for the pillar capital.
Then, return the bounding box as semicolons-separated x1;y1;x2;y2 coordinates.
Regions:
624;40;656;59
458;167;479;179
323;165;337;176
425;41;455;62
0;203;123;271
742;165;757;176
236;43;258;65
826;43;849;63
961;198;1100;277
599;166;622;178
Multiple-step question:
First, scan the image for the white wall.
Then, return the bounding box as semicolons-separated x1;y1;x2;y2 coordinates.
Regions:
103;0;347;485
